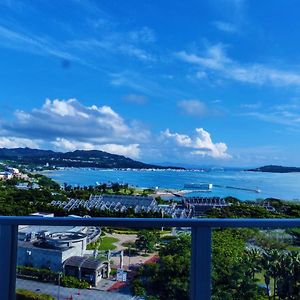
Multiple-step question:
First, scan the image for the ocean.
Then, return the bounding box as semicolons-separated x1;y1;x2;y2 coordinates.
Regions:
44;168;300;201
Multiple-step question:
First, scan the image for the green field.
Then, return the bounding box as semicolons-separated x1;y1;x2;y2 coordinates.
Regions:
87;236;119;251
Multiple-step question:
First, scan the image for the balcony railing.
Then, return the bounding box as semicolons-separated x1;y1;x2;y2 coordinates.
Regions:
1;216;300;300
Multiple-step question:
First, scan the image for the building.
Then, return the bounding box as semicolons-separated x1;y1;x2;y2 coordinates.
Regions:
51;195;230;218
63;256;109;286
6;167;20;174
17;214;103;284
51;194;157;214
0;171;13;180
15;182;40;190
18;229;88;272
183;197;229;217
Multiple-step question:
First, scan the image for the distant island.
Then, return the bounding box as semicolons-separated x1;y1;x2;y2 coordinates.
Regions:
0;147;183;170
248;165;300;173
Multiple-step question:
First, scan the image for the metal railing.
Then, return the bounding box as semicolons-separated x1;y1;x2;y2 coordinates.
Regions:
0;216;300;300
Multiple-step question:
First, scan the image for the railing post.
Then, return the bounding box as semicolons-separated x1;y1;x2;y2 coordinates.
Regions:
0;225;18;300
190;226;212;300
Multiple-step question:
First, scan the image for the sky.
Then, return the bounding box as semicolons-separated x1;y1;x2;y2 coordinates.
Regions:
1;0;300;167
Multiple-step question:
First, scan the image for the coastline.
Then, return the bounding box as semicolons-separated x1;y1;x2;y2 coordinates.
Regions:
41;167;300;201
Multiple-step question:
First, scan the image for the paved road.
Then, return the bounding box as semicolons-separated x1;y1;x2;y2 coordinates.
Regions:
16;279;133;300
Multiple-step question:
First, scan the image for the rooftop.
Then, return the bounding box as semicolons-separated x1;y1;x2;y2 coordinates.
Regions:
64;256;105;270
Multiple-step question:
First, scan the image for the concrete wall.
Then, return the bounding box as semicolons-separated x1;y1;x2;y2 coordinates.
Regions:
17;246;63;272
18;237;87;272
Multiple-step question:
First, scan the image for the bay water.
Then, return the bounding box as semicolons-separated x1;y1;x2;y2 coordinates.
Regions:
44;168;300;201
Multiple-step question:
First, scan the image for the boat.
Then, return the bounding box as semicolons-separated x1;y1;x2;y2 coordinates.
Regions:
184;183;213;190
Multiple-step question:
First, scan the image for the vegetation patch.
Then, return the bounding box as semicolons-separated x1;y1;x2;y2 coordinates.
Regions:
60;275;89;289
16;289;54;300
131;229;300;299
87;236;119;251
16;266;89;289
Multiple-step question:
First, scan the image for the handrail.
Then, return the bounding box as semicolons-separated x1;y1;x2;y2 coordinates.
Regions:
0;216;299;227
1;217;300;300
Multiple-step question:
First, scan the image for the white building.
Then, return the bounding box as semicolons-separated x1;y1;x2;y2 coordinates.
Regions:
17;215;101;273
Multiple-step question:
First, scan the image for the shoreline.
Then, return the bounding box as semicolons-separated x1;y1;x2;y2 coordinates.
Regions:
38;168;300;201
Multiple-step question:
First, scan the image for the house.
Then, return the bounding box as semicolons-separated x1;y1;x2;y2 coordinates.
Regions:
15;182;40;190
0;171;13;180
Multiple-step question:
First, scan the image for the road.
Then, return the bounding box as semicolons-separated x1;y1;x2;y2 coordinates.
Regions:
16;278;133;300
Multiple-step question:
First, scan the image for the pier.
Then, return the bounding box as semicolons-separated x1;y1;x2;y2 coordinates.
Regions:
214;184;261;193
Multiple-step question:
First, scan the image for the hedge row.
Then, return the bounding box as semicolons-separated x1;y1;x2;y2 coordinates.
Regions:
16;289;54;300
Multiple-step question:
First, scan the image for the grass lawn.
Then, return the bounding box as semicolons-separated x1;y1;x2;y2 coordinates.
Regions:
99;236;119;250
255;272;274;297
286;245;300;251
87;236;119;251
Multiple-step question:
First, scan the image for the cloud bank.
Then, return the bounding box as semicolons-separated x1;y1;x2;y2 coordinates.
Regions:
1;98;149;159
0;98;231;162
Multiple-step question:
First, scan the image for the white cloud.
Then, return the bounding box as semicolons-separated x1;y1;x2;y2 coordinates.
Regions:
243;101;300;127
246;111;300;127
177;100;208;116
119;44;154;61
176;44;300;87
177;44;229;70
42;99;89;118
240;102;262;109
68;25;156;63
51;138;140;159
162;128;231;159
177;99;222;117
195;71;207;79
15;98;147;142
2;99;149;157
0;98;231;162
128;27;156;43
110;71;187;99
98;143;140;159
0;25;78;61
213;21;237;33
0;137;40;149
123;94;147;104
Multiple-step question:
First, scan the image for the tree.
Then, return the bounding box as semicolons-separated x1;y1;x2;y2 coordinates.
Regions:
132;230;262;300
244;248;263;281
212;229;260;300
132;234;190;300
135;230;158;253
287;228;300;245
261;250;300;300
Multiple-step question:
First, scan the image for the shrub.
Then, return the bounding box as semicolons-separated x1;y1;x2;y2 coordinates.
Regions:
16;266;57;283
16;289;54;300
60;275;89;289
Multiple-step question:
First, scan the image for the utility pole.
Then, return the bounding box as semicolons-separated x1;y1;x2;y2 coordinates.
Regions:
128;245;131;269
57;272;62;300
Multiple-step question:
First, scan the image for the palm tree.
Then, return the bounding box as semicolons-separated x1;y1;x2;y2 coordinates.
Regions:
268;249;283;299
261;250;273;300
245;248;263;280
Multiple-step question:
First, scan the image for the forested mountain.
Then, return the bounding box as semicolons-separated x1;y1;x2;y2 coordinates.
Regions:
248;165;300;173
0;147;181;169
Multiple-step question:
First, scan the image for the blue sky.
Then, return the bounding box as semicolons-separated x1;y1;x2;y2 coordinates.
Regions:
1;0;300;167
